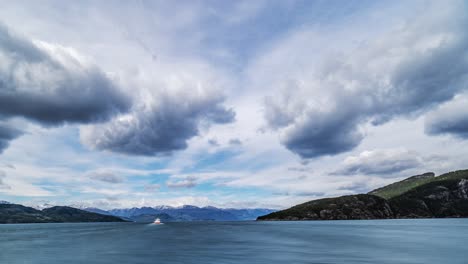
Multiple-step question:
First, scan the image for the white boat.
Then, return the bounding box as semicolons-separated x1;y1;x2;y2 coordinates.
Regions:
153;218;161;224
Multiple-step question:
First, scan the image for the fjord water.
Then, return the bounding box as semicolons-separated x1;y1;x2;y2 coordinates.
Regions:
1;219;467;264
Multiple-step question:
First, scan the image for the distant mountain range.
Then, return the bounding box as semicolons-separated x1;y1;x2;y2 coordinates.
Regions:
258;169;468;221
5;170;468;223
6;169;468;224
85;205;275;222
0;200;275;224
0;204;126;224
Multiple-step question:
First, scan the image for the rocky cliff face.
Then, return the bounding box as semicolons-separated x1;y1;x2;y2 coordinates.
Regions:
390;178;468;218
257;194;394;221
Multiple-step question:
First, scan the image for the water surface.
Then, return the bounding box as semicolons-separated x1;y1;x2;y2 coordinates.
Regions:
0;219;467;263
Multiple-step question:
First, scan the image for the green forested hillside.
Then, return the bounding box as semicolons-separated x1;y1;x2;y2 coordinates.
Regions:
369;172;435;199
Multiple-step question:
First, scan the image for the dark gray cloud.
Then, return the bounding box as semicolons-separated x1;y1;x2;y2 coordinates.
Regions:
262;3;468;159
333;149;422;176
0;23;237;157
208;139;219;147
264;82;368;158
372;36;468;124
166;176;197;189
0;23;130;126
0;123;23;154
277;106;364;158
425;95;468;139
87;171;124;184
228;138;242;146
81;87;235;156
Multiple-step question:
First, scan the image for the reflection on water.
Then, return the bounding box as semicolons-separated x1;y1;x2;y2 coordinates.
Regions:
0;219;467;264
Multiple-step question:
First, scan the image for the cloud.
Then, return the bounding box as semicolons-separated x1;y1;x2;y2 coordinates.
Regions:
425;94;468;139
166;176;197;189
208;139;219;147
2;163;15;169
87;171;124;184
273;191;324;197
337;182;371;194
228;138;242;146
0;23;130;126
266;96;364;158
0;170;11;189
220;0;267;25
81;63;235;156
143;184;161;192
258;2;468;159
334;149;423;176
0;122;23;154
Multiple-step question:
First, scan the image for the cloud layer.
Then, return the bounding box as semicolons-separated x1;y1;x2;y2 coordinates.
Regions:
260;2;468;159
0;24;130;125
81;63;235;156
335;149;422;176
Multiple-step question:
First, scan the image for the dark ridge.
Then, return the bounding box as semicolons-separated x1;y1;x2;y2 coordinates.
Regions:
0;204;126;224
258;169;468;221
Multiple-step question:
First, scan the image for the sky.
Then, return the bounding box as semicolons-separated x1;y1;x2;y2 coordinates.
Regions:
0;0;468;209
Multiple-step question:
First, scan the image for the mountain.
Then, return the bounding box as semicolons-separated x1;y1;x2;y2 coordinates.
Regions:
31;202;56;210
369;172;435;199
390;173;468;218
130;213;175;223
41;206;126;223
92;205;275;222
258;169;468;221
83;207;114;216
159;206;238;221
223;208;275;220
0;204;126;224
0;204;52;223
257;194;393;221
109;207;164;218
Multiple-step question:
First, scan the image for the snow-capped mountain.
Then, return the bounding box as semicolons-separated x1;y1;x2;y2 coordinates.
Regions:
85;205;275;222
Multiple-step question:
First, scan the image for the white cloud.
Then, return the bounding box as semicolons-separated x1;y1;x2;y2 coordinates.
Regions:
166;176;197;189
254;1;468;159
80;61;235;156
335;148;423;176
0;23;130;125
